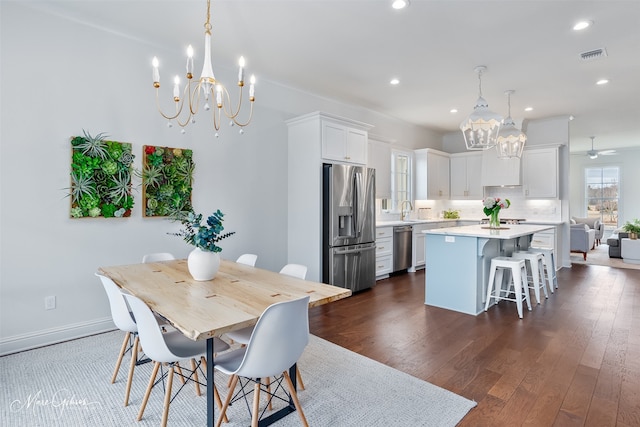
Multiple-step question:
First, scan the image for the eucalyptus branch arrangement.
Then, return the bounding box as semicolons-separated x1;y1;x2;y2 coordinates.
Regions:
169;209;235;253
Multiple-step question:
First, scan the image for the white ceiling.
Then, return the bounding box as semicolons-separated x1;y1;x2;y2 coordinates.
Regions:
29;0;640;153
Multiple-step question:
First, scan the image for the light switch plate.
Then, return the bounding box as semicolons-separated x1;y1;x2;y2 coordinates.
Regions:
445;236;455;243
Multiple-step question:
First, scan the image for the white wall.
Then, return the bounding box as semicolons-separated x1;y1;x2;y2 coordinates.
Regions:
0;2;436;354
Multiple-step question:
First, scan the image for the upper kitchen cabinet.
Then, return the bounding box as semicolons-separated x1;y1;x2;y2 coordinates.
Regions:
367;137;392;199
450;152;483;199
415;148;450;200
522;146;559;198
481;148;521;186
321;115;370;165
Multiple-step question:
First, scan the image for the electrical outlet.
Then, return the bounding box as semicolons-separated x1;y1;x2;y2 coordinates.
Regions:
45;296;56;310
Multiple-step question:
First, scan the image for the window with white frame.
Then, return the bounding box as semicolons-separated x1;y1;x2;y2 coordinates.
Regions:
585;166;619;228
391;150;412;211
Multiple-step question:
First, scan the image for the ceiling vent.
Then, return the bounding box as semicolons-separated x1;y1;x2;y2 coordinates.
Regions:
580;48;608;61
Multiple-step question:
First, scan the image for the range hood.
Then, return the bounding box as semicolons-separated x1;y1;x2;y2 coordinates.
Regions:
481;149;521;187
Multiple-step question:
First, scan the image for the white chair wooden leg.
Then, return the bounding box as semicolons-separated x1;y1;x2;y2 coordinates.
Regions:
112;332;130;383
216;375;237;427
160;366;174;427
296;367;305;391
138;361;160;421
124;335;139;406
251;381;261;427
190;358;201;396
284;371;309;427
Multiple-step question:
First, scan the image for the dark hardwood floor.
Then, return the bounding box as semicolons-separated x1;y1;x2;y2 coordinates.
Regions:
308;264;640;426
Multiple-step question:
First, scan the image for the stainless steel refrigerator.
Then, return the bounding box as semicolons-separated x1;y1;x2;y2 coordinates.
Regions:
322;163;376;292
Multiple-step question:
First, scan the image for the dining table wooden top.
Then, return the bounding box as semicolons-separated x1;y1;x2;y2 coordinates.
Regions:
98;258;352;342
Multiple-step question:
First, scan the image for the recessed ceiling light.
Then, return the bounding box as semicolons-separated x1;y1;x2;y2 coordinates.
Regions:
390;78;400;85
596;79;609;85
450;108;458;114
524;107;533;112
573;20;592;31
392;0;410;10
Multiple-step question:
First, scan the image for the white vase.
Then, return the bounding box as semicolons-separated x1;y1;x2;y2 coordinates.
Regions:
187;248;220;281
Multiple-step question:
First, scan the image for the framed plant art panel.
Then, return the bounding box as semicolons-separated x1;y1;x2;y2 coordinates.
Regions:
142;145;195;217
68;131;135;218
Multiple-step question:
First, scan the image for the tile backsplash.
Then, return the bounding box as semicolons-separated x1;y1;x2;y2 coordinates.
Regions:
408;187;562;222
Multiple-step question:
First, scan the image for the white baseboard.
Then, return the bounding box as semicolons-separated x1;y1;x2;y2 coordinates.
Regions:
0;317;116;356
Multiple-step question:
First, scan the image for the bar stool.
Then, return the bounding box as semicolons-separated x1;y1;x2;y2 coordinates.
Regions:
529;247;557;292
484;257;532;319
512;251;548;304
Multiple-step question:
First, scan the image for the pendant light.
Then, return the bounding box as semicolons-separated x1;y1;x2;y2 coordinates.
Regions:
496;90;527;159
460;66;502;150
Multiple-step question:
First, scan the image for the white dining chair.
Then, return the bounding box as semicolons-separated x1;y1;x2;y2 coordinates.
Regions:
236;253;258;267
123;293;230;427
142;252;175;263
279;263;308;280
225;263;307;343
215;296;310;427
225;263;309;390
96;273;140;407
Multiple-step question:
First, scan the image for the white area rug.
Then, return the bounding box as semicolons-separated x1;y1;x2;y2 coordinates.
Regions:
1;331;476;426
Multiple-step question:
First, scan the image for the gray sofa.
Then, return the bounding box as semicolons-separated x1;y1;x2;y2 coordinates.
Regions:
606;229;629;258
571;216;604;245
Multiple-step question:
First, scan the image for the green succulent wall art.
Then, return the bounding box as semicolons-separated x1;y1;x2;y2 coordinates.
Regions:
142;145;194;217
67;130;135;218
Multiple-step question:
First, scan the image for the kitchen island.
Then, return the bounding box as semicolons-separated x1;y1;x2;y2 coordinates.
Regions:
423;224;553;315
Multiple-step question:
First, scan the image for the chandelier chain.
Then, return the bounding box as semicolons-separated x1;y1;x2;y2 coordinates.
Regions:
204;0;212;34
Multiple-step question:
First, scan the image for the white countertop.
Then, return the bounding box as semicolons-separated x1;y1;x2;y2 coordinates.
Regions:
376;219;472;227
423;224;554;239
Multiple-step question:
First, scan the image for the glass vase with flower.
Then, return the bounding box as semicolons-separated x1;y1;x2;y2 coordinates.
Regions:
482;197;511;229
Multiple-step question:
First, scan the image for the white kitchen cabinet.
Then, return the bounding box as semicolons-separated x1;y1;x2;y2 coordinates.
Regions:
410;223;430;271
450;152;483;199
481;148;521;186
375;226;393;279
286;112;373;281
415;148;450;200
522;147;559;198
322;119;368;165
367;138;392;199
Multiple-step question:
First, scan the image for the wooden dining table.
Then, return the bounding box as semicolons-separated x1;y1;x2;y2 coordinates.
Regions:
98;258;351;427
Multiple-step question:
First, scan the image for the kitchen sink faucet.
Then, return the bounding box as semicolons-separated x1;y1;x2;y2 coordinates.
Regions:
400;200;413;221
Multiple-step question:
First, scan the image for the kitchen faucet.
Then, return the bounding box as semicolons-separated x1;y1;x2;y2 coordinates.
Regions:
400;200;413;221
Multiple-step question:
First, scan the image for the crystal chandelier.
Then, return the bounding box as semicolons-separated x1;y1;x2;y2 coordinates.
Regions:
151;0;256;137
496;90;527;159
460;66;502;150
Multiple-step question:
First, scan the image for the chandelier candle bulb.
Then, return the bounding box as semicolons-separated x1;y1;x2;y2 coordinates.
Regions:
216;85;222;107
238;56;245;83
249;75;255;98
152;57;160;84
186;45;194;75
173;76;180;100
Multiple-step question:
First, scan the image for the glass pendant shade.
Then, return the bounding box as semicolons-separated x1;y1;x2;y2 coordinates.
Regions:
460;95;503;150
496;116;526;158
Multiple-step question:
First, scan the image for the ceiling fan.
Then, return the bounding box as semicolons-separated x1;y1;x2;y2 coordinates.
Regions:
587;136;616;159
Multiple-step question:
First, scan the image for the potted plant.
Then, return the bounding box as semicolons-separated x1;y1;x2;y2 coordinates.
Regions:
622;218;640;240
169;209;235;280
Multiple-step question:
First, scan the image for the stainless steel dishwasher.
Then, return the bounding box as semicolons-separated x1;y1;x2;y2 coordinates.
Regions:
393;225;413;272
